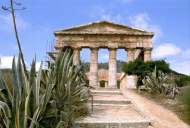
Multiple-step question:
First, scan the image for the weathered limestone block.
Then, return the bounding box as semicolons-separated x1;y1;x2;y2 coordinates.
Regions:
70;36;84;41
126;75;137;89
108;42;118;49
120;74;138;91
73;48;80;65
144;48;152;62
126;48;135;62
120;73;127;92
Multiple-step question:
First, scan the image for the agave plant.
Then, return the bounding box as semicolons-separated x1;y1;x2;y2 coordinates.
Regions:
142;66;169;94
0;54;55;128
0;49;90;128
142;66;179;98
40;49;90;128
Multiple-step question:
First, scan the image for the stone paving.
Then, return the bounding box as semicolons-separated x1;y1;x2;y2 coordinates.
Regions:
76;89;151;128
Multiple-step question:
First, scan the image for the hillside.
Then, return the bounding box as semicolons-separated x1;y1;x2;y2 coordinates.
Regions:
81;60;126;73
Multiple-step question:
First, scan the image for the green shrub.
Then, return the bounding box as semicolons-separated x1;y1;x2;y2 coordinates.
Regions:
176;76;190;87
122;59;171;87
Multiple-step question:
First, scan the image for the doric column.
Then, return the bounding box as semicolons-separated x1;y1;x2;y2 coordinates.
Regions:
89;48;98;88
126;48;135;62
105;82;108;88
73;48;80;65
144;48;152;62
108;48;117;88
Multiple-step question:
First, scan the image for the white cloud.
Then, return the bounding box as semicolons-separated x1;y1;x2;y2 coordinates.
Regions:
0;56;15;69
129;13;162;40
35;62;41;71
34;61;48;71
152;43;181;59
170;60;190;75
91;11;161;41
100;13;123;23
0;56;47;71
0;14;29;33
152;45;190;75
90;8;124;23
35;61;45;71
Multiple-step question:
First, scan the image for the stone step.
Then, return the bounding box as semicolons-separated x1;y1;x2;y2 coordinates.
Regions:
75;105;151;128
75;121;150;128
88;99;131;105
92;94;126;100
87;104;131;112
87;103;132;114
91;89;122;95
92;103;131;107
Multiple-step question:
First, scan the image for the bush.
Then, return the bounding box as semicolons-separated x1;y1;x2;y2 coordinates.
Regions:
122;59;171;87
176;76;190;87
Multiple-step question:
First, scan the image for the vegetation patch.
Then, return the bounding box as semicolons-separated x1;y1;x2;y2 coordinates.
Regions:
139;87;190;125
122;59;190;125
0;49;90;128
122;59;190;88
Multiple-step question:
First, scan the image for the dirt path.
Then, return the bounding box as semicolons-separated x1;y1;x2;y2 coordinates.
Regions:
122;89;190;128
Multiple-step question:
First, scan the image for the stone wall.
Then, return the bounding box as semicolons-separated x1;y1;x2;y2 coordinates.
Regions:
120;74;137;91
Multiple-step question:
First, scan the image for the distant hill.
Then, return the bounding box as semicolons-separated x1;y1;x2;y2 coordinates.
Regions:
81;60;126;73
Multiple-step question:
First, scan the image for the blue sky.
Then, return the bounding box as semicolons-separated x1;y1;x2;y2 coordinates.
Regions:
0;0;190;74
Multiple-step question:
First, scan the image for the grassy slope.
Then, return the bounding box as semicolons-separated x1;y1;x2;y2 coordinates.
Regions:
139;87;190;125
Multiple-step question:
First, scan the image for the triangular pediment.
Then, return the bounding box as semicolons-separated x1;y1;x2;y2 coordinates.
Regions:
55;21;153;36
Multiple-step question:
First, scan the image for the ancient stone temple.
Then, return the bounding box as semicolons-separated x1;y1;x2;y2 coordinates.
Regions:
49;21;154;88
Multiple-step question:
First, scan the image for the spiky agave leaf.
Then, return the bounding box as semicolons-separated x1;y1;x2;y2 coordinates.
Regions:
0;101;11;128
0;48;90;128
52;49;89;127
0;55;55;128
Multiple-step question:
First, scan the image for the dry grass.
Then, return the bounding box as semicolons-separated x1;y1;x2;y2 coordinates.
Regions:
139;88;190;125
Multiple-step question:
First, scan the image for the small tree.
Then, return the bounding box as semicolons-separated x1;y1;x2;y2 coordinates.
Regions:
122;59;171;87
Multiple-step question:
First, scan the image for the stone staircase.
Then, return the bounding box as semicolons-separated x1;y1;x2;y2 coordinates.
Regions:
89;89;131;106
75;89;151;128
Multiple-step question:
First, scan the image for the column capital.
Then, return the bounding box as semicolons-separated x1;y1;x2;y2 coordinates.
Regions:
108;47;117;50
90;47;99;50
72;47;81;50
125;48;135;51
143;47;153;51
144;48;152;62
